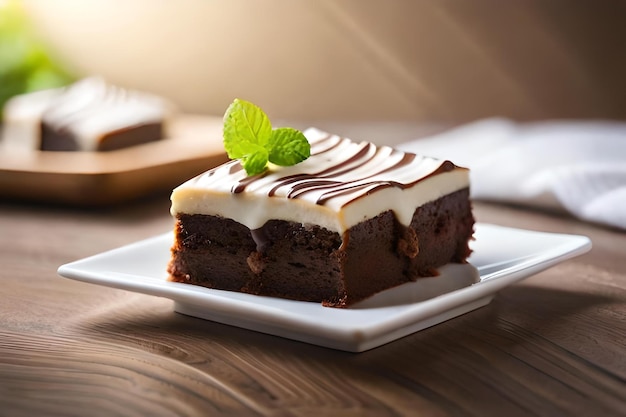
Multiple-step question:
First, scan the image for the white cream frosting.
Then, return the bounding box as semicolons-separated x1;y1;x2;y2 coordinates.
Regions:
171;128;469;233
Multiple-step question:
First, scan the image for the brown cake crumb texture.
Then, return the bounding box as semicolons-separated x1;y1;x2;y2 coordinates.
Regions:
168;188;474;308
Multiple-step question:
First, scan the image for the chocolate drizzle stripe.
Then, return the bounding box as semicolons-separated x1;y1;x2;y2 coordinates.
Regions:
240;134;347;195
278;146;417;202
286;180;342;198
265;140;371;196
309;134;339;154
313;141;373;176
317;182;393;205
286;162;406;200
232;171;263;194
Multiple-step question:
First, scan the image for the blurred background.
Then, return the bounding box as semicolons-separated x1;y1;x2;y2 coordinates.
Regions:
4;0;626;123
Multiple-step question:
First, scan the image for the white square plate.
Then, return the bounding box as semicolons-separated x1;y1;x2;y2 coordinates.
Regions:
58;223;591;352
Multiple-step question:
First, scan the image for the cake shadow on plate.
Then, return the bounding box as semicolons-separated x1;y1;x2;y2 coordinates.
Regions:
351;263;479;309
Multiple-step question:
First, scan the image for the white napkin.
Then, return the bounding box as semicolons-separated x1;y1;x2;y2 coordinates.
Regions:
398;118;626;231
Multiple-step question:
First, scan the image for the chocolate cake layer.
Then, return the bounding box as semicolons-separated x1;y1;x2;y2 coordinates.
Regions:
41;121;163;151
168;188;474;307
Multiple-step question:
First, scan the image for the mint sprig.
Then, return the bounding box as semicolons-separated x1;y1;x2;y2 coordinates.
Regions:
223;99;310;176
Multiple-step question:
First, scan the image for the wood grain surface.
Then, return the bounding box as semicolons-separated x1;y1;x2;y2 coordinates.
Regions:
1;124;625;417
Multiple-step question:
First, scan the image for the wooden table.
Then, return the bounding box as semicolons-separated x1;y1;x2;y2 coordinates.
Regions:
1;124;625;417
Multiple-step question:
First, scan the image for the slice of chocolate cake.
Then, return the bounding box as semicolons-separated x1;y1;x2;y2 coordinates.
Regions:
2;77;171;152
168;128;474;308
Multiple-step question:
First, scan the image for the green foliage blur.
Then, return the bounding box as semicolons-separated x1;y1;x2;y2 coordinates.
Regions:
0;0;74;116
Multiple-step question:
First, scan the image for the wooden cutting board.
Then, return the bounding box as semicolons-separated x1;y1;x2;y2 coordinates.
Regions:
0;115;229;206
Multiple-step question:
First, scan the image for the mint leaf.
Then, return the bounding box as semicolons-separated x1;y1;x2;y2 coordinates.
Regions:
240;145;269;176
222;99;310;175
268;127;310;166
223;99;272;159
